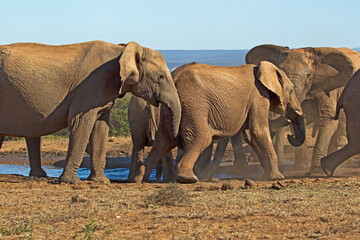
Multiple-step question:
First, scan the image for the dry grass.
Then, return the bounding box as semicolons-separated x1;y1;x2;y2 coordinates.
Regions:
0;176;360;239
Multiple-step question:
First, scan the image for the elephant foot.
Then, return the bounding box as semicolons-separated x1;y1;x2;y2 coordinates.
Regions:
134;165;145;184
263;170;284;181
321;158;335;177
87;173;110;184
305;166;327;177
176;169;199;184
58;172;81;184
29;168;47;178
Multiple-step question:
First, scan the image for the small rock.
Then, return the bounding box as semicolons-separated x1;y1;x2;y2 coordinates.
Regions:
221;183;234;191
271;183;282;190
244;179;256;189
71;194;88;202
194;186;205;191
277;181;284;187
208;185;220;191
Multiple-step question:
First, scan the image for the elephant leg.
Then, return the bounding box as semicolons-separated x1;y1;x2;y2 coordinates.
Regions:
87;113;110;183
155;159;163;180
194;141;214;177
321;107;359;176
175;148;184;164
232;132;249;176
176;131;213;183
328;130;340;155
328;110;347;154
204;138;228;179
128;145;144;182
162;151;175;182
293;141;310;171
308;119;338;175
194;141;213;175
59;111;98;184
321;143;359;176
248;125;284;180
25;137;47;177
0;136;4;149
273;127;285;165
134;132;176;183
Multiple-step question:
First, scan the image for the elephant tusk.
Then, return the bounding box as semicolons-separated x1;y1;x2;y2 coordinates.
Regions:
294;109;303;116
294;109;309;118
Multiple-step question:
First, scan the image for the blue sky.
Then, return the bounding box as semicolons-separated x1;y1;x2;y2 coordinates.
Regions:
1;0;359;49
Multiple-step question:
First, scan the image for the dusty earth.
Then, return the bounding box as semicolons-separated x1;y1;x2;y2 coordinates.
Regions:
0;136;360;239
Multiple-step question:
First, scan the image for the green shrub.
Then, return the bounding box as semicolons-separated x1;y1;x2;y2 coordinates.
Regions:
109;94;131;136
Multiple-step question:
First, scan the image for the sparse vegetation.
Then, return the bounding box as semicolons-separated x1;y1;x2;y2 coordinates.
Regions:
0;222;33;239
145;184;190;207
0;226;12;236
0;175;360;239
84;219;99;240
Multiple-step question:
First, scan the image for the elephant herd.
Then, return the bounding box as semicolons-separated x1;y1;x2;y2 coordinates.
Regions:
1;40;360;184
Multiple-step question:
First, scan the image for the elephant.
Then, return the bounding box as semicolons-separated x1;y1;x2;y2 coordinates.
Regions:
246;45;360;175
0;40;181;184
128;95;249;182
134;61;305;183
127;95;175;182
321;69;360;175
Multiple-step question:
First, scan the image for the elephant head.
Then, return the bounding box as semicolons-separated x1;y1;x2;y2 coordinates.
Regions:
257;61;305;147
246;44;356;103
118;42;181;138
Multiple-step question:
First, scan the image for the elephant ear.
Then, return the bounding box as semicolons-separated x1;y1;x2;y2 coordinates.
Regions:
246;44;289;65
308;47;356;96
119;41;144;96
257;61;290;114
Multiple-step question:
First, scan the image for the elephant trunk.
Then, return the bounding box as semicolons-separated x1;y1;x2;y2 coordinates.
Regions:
157;92;181;139
286;109;306;147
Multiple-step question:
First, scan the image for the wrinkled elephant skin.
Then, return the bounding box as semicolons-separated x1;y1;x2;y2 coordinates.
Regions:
134;61;305;183
0;41;180;183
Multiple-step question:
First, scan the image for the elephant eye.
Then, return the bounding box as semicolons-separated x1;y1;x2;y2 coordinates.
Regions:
307;73;312;78
159;74;165;80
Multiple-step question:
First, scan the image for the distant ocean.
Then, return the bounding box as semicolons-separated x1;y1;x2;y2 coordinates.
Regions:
159;50;248;71
160;48;360;72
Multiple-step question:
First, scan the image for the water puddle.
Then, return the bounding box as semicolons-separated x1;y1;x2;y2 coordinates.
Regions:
0;164;158;181
0;163;236;181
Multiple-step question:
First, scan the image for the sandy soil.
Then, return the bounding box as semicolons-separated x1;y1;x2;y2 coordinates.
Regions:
1;136;360;239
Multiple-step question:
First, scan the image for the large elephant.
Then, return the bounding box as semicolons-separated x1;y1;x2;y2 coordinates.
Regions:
127;95;174;182
246;45;360;175
0;41;181;183
134;61;305;183
321;69;360;175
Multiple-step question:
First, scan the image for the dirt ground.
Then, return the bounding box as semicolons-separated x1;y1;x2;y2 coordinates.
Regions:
1;136;360;239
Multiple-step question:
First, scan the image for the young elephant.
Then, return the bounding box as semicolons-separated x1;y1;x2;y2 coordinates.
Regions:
321;69;360;175
127;95;175;182
134;61;305;183
0;41;180;184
